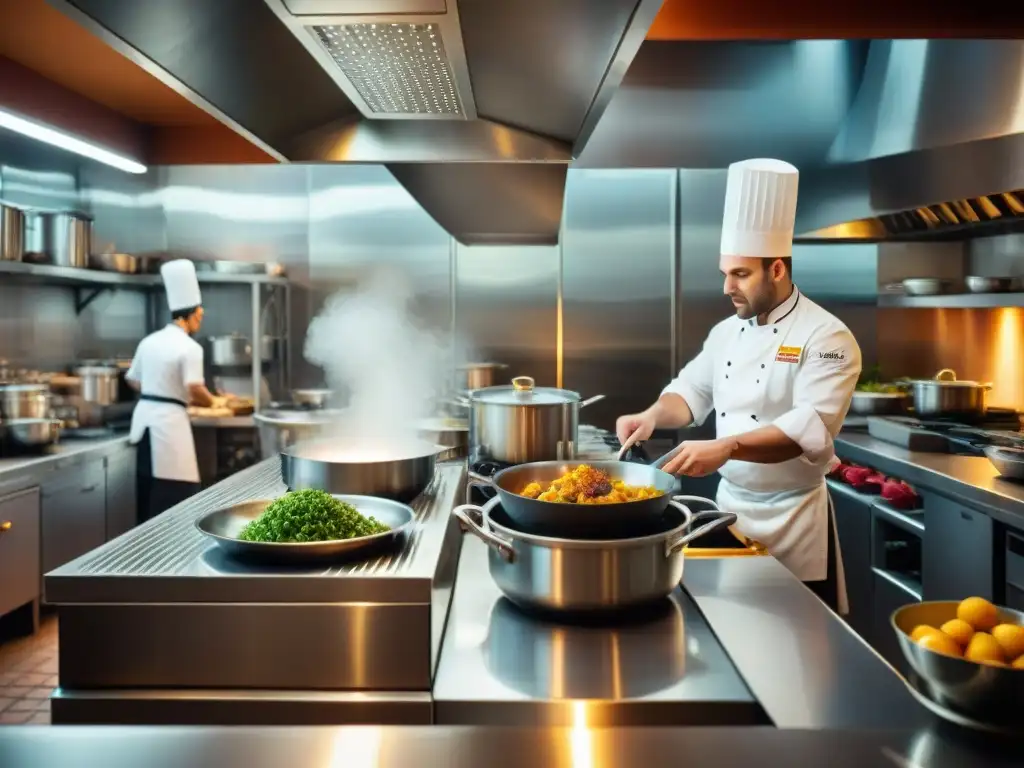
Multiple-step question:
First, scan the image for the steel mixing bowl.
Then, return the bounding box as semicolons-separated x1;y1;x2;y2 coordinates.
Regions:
892;600;1024;729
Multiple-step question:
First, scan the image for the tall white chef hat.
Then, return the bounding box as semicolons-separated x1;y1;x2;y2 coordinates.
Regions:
720;158;800;259
160;259;202;313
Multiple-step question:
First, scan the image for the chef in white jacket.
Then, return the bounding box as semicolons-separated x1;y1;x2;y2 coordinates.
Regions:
616;158;862;613
126;260;226;521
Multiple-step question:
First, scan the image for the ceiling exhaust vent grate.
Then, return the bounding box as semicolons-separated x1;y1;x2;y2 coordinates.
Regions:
310;22;462;116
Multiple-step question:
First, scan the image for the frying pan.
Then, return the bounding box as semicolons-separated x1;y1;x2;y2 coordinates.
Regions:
480;447;691;538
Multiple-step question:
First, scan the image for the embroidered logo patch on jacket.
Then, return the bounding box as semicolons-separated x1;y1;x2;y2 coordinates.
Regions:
775;345;802;364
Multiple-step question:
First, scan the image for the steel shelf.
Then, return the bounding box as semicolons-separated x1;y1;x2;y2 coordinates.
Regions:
878;292;1024;309
0;261;288;288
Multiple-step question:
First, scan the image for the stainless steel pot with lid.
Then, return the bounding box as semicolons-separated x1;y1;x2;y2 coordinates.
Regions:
909;368;992;417
468;376;605;465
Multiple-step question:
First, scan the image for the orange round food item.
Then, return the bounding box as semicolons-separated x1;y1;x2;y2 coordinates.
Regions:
910;625;941;642
940;618;975;647
964;632;1005;664
917;631;962;658
957;597;999;632
1011;655;1024;670
991;624;1024;659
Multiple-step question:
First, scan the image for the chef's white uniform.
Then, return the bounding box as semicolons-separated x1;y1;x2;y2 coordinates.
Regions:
126;260;204;519
663;159;861;614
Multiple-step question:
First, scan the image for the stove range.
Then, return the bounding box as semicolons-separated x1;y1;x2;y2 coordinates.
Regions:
867;410;1024;456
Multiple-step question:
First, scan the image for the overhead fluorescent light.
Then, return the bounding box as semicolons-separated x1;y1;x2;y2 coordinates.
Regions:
0;108;147;174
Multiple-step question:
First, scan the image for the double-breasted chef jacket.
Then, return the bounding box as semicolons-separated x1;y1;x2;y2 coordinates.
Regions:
126;323;204;484
663;286;861;611
126;259;205;499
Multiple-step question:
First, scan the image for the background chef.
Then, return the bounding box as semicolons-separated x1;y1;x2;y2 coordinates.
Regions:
615;158;862;613
126;259;228;522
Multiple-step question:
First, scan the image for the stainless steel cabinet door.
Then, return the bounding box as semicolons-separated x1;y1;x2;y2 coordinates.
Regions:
0;487;41;617
41;461;107;577
828;481;873;640
105;451;137;541
922;492;994;601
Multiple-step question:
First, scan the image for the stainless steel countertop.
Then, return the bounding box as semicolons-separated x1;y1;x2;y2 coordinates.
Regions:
684;557;930;730
1;725;1020;768
433;536;764;727
190;415;256;428
45;457;467;605
0;434;132;493
836;431;1024;526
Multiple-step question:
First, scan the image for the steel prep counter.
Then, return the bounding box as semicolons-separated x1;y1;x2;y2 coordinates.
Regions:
42;447;931;732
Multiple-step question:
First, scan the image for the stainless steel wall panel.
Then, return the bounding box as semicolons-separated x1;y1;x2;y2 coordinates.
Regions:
306;165;452;390
80;165;166;255
561;169;676;429
159;165;309;268
791;243;879;373
675;170;729;439
453;243;559;387
159;164;312;386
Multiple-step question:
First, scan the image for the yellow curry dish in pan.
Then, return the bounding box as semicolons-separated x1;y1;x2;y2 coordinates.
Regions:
518;465;662;505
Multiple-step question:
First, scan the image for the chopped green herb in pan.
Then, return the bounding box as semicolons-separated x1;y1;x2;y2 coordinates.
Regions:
238;489;391;543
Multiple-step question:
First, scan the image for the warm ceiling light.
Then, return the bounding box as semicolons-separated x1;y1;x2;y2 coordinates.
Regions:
0;108;147;175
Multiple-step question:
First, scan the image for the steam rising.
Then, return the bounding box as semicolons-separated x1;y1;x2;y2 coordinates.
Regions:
303;267;449;451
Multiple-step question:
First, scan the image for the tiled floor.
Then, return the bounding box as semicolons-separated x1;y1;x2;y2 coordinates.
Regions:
0;615;58;725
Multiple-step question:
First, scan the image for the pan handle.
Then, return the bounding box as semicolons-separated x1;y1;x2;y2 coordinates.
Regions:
665;496;739;556
453;504;515;562
467;470;495;487
580;394;605;408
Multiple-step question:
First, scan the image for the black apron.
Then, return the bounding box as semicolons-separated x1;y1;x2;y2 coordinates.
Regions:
135;394;200;524
693;495;840;613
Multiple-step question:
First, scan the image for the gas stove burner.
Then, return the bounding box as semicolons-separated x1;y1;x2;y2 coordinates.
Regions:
469;460;514;479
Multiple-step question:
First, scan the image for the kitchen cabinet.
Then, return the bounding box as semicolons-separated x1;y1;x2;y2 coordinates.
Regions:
922;492;994;602
872;568;920;676
105;450;137;540
0;487;41;619
828;480;873;639
41;459;107;582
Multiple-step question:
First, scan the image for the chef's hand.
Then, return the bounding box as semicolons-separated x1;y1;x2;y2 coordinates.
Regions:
616;411;657;445
661;438;735;477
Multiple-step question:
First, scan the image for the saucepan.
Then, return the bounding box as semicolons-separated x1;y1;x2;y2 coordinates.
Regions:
909;368;992;418
467;447;689;539
280;438;443;502
465;376;605;465
453;494;736;614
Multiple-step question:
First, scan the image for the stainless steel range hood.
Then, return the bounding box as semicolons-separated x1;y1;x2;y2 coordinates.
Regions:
53;0;664;245
799;190;1024;242
794;40;1024;241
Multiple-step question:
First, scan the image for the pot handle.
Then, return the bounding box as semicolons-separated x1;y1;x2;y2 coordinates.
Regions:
665;496;739;556
581;394;605;408
935;368;957;381
467;470;495;487
453;504;515;562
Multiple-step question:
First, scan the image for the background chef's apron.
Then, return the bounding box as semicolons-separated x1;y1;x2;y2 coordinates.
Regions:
133;394;200;522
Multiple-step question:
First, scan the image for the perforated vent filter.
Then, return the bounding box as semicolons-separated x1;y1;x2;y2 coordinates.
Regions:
311;22;463;115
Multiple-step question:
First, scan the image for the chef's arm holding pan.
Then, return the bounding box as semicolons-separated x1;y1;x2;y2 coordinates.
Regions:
663;329;862;476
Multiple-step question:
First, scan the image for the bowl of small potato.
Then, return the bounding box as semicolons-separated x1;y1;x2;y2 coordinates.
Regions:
893;597;1024;728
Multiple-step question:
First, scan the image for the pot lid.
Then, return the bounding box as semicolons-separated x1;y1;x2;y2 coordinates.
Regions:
471;376;581;405
913;369;986;387
457;362;507;370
